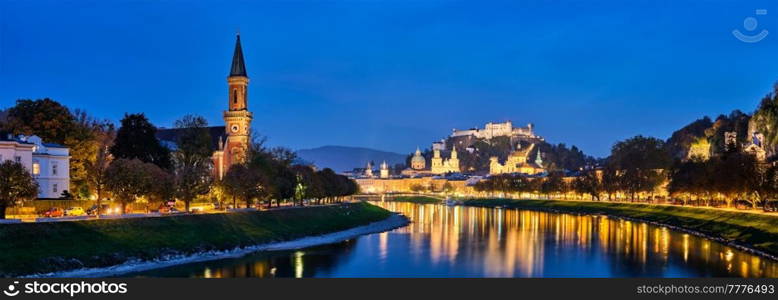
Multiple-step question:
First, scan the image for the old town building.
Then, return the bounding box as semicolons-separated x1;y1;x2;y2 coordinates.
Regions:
489;143;545;175
430;147;460;174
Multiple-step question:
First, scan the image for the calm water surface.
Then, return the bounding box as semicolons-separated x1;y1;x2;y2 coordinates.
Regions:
130;202;778;277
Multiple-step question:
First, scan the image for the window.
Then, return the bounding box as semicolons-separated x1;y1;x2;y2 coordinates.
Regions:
14;156;21;163
32;161;40;175
233;89;238;104
52;163;58;176
53;184;58;194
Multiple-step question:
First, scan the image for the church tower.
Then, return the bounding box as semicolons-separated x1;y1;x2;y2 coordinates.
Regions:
448;147;460;172
380;161;389;179
213;34;253;179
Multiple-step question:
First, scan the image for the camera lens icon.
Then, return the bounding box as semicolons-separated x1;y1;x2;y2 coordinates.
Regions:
733;9;768;43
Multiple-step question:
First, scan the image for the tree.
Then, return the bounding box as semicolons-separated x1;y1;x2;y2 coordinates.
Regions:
172;115;213;211
271;166;296;207
4;98;78;144
608;135;671;201
317;168;340;203
601;167;621;201
85;121;115;215
540;171;565;199
146;163;175;206
759;164;778;209
245;143;299;208
110;113;172;170
222;164;263;209
710;152;760;207
668;157;713;205
574;170;601;201
410;183;426;193
749;83;778;149
0;161;39;219
291;165;317;206
105;159;155;214
3;99;99;198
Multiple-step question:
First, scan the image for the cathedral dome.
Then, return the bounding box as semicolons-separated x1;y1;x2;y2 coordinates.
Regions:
411;147;426;170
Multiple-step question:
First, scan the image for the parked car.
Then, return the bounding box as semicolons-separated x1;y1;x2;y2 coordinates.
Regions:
64;207;86;216
764;201;778;212
86;204;112;216
734;199;753;210
43;207;64;218
157;203;183;214
157;203;171;214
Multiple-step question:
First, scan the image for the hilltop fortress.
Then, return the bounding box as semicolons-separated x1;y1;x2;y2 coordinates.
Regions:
452;121;537;139
433;121;544;151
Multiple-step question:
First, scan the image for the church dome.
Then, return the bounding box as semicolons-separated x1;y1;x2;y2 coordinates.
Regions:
411;147;426;170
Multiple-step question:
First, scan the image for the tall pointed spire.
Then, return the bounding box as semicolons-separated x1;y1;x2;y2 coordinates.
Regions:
230;33;248;77
535;150;543;166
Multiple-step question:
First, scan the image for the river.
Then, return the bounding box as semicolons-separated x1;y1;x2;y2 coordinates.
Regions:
129;201;778;277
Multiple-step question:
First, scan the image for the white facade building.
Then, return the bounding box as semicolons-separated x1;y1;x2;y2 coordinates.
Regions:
0;136;34;170
0;135;70;199
451;121;536;139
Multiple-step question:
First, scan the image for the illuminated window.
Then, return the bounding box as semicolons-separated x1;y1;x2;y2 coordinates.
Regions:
32;161;40;175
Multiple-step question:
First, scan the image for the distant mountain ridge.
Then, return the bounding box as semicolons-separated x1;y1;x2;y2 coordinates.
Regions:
296;145;407;173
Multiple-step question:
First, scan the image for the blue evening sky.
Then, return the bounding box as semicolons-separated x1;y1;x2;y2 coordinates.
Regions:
2;0;777;157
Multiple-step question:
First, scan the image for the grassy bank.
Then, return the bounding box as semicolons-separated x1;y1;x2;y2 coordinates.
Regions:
0;202;392;276
388;196;442;204
462;198;778;258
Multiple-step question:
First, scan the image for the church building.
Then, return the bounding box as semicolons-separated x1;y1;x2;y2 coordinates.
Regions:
212;34;253;179
489;143;545;175
430;147;460;174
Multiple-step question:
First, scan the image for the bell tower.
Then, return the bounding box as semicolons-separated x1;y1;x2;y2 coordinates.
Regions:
223;33;253;167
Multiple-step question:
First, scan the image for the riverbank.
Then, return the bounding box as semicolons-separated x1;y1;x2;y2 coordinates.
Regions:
386;195;442;204
0;202;397;277
460;198;778;260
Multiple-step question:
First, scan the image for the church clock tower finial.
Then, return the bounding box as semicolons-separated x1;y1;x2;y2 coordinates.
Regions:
230;33;247;78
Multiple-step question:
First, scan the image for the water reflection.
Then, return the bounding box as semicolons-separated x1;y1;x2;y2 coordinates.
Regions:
130;202;778;277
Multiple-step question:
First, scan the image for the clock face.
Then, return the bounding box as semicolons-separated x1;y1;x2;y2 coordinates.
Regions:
231;125;239;133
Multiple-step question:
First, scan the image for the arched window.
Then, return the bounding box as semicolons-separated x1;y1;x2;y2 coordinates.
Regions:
233;89;238;104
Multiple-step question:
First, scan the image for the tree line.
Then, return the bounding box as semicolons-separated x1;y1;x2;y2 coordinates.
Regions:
473;135;778;209
0;98;359;218
218;140;359;209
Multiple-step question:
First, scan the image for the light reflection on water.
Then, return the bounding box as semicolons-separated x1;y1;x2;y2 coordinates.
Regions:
129;202;778;278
